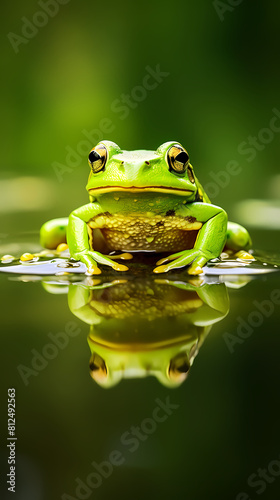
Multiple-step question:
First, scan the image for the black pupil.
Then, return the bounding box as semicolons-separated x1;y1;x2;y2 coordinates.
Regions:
88;150;101;163
89;362;99;371
177;361;190;373
175;151;189;164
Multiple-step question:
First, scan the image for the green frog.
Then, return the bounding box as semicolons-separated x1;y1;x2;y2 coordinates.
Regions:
40;141;252;275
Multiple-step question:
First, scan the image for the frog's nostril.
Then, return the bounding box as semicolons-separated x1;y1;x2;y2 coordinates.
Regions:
141;161;151;172
118;161;125;172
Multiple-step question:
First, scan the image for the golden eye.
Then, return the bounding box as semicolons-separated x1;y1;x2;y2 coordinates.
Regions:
168;352;190;383
88;144;107;173
167;144;190;174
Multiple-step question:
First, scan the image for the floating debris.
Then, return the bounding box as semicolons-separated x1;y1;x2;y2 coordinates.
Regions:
57;261;81;268
20;253;37;262
235;250;256;261
1;254;15;263
0;258;87;275
38;249;56;257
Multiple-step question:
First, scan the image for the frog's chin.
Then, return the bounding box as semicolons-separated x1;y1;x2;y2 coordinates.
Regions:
88;186;194;196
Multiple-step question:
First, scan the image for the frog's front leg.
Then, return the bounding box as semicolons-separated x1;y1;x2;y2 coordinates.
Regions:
154;203;228;275
68;204;129;275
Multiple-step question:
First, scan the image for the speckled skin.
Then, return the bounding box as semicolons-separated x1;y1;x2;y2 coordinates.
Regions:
40;140;252;274
87;207;202;252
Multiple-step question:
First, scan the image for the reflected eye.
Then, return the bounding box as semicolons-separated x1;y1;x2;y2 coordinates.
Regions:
89;353;108;384
88;144;107;173
167;144;190;175
168;352;190;383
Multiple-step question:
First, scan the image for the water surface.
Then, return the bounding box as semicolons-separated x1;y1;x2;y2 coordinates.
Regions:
1;233;280;500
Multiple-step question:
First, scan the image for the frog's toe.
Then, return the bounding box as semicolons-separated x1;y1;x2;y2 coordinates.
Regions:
106;252;133;261
187;263;204;275
156;250;186;266
118;253;133;261
154;251;210;274
153;255;193;273
156;251;198;273
84;251;130;272
153;264;170;274
79;254;102;275
156;257;169;266
111;263;129;272
86;265;102;275
187;255;208;275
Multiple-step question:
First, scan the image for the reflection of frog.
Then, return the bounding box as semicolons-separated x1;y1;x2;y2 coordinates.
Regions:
58;278;229;388
40;141;252;275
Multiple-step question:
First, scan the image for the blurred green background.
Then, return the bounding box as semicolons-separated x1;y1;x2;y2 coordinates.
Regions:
1;2;280;500
1;0;280;244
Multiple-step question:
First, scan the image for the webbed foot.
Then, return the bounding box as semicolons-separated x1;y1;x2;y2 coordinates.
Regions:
153;249;212;275
74;250;129;275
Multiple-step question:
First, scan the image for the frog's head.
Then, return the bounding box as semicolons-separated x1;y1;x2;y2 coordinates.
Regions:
86;140;198;200
88;334;202;389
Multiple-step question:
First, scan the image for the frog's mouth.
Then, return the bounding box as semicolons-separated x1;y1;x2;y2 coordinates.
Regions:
88;186;194;196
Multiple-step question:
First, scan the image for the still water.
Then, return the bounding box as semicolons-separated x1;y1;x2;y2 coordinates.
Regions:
1;232;280;500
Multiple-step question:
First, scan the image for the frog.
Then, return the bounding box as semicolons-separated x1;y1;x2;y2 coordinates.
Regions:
40;140;252;275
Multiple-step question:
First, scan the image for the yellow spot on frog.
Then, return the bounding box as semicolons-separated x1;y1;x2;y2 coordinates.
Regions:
114;196;120;201
20;253;34;262
134;199;138;202
56;243;69;252
146;236;154;243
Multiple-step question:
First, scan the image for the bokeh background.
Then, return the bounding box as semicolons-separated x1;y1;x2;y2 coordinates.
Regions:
1;1;280;500
1;0;280;244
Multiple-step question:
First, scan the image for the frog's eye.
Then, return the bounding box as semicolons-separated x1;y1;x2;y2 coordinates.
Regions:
168;352;190;383
89;352;108;384
167;144;190;175
88;144;107;173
